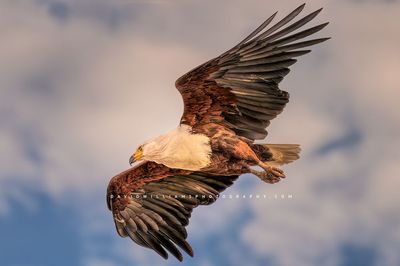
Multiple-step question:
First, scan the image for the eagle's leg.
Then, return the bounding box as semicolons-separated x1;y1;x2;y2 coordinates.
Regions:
250;163;285;184
259;162;285;178
250;169;281;184
250;164;285;184
218;137;286;183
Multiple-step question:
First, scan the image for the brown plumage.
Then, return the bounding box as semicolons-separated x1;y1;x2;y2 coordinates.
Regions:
107;4;329;261
107;162;239;261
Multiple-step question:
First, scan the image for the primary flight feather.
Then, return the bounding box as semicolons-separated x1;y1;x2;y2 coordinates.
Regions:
107;4;329;261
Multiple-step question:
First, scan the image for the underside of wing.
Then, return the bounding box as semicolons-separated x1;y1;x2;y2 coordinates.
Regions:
176;4;329;141
107;165;238;261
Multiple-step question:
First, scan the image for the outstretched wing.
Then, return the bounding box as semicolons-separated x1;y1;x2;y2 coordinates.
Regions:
176;4;329;140
107;162;238;261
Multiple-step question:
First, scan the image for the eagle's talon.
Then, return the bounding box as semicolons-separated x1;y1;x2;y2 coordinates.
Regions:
258;162;286;179
251;169;282;184
270;167;286;178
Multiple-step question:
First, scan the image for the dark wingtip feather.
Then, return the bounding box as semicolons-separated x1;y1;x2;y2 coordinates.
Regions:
302;8;323;22
297;3;306;11
282;37;331;51
291;3;306;17
151;231;184;261
315;7;323;13
188;249;194;257
249;3;308;43
320;22;330;28
237;11;278;46
316;37;331;43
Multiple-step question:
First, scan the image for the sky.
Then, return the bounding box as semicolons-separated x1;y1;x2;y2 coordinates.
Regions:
0;0;399;265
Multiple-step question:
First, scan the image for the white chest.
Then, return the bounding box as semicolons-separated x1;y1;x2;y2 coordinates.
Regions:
142;126;212;171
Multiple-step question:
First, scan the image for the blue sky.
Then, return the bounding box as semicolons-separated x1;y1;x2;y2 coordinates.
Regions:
1;1;399;266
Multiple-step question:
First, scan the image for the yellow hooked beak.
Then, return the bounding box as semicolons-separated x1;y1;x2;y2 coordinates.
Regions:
129;148;143;165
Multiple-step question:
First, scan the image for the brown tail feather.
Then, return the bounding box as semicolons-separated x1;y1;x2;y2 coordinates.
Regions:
261;144;301;165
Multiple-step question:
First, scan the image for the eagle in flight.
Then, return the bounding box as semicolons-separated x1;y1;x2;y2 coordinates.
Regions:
107;4;329;261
